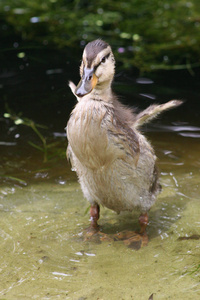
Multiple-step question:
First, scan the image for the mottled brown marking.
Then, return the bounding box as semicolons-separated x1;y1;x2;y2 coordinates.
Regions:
149;165;161;195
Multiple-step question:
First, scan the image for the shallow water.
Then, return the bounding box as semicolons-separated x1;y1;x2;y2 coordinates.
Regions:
0;127;200;299
1;56;200;299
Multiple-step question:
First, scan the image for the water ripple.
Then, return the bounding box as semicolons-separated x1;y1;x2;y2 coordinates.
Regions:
147;124;200;137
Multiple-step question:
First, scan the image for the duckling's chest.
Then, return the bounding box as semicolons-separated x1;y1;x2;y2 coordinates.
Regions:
67;101;111;168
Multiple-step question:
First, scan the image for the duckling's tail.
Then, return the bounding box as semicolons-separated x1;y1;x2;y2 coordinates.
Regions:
133;100;183;129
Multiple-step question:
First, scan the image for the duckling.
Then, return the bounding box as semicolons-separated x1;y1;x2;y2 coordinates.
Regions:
66;39;182;248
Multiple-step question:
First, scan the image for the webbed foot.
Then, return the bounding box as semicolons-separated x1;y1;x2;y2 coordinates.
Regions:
83;226;113;243
114;230;148;250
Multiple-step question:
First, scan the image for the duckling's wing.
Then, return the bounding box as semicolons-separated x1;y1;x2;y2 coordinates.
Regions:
68;81;76;95
68;81;81;102
107;116;140;166
133;100;183;129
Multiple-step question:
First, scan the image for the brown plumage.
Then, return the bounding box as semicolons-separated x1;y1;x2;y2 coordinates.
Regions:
66;39;182;240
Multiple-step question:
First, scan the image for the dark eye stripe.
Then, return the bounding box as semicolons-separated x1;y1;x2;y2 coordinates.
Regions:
94;52;111;71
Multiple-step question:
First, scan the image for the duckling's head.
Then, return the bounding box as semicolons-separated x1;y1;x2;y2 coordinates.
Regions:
75;39;115;97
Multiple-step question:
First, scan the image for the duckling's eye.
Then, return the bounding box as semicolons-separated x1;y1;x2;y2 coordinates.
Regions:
101;56;106;63
101;52;110;64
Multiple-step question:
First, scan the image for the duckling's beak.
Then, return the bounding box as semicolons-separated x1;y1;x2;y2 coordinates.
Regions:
75;67;98;97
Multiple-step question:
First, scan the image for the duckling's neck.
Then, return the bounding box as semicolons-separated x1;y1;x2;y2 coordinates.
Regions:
91;82;113;103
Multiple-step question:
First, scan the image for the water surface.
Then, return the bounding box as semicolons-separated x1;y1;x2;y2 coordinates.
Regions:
0;59;200;299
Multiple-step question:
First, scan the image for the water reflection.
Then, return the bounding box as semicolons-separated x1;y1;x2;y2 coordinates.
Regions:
0;141;17;146
139;93;156;99
136;77;154;84
146;123;200;136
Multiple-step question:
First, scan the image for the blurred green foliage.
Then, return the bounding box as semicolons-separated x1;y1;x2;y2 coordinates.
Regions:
1;0;200;72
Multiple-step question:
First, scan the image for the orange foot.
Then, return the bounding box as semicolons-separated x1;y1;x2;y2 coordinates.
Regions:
83;226;113;243
114;230;148;250
83;227;148;249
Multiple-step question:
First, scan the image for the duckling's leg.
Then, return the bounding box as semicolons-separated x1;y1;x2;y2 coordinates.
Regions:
90;204;100;230
139;212;148;234
83;204;100;241
84;204;113;242
84;203;100;237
